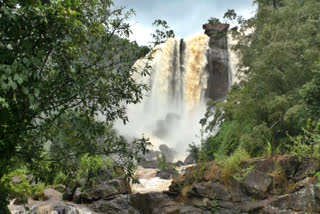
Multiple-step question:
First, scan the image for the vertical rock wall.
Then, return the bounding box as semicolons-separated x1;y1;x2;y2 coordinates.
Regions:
203;23;231;101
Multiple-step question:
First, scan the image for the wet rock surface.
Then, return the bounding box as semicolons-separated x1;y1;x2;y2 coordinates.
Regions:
156;166;179;180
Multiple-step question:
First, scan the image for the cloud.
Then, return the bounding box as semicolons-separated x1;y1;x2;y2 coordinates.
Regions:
114;0;256;45
129;23;153;45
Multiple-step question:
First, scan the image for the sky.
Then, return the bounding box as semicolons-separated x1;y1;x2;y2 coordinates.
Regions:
114;0;257;45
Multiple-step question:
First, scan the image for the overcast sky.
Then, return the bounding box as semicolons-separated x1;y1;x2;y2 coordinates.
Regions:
114;0;256;45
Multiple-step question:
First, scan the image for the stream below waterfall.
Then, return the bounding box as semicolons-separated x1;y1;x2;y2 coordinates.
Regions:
9;165;194;214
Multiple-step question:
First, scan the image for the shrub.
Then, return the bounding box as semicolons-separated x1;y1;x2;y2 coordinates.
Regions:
220;148;250;184
288;119;320;160
1;169;47;202
157;154;168;171
187;143;200;164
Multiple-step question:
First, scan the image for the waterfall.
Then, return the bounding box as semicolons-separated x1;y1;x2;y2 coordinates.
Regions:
115;35;210;160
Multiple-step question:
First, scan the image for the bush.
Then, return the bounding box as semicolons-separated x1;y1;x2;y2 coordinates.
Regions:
220;148;250;184
288;119;320;160
1;169;47;202
157;154;168;171
187;143;200;164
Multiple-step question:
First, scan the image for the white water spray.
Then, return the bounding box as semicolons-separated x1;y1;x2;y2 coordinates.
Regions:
115;35;210;160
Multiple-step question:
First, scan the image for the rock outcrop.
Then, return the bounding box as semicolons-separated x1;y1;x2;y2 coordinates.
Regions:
9;156;320;214
168;156;320;213
204;23;231;101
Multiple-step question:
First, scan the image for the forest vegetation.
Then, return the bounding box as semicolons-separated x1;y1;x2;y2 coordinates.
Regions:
200;0;320;163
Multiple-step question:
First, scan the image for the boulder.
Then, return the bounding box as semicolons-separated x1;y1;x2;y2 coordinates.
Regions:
156;166;179;180
11;176;22;186
293;157;320;182
253;158;275;173
13;198;25;205
44;188;62;201
184;154;197;165
131;192;180;214
140;160;159;169
243;170;272;199
30;202;71;214
89;195;140;214
72;187;82;204
62;186;76;201
270;185;320;212
159;144;175;163
81;178;130;202
180;206;210;214
156;170;172;180
190;182;231;201
175;161;184;167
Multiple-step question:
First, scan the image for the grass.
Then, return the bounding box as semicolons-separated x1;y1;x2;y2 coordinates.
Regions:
220;148;250;184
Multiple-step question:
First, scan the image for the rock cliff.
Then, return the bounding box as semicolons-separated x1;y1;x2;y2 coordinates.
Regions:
204;23;231;101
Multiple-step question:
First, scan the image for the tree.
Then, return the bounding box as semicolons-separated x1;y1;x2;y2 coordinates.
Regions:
151;19;175;45
223;9;237;21
201;0;320;158
0;0;151;211
206;17;221;25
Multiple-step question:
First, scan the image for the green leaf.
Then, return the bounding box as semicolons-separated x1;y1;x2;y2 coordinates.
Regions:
10;81;17;90
23;57;30;67
17;77;23;85
22;87;29;95
13;74;19;81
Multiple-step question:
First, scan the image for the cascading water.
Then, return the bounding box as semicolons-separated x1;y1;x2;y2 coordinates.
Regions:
115;35;210;160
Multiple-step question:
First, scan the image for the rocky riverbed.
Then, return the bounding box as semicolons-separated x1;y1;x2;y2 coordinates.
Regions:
9;155;320;214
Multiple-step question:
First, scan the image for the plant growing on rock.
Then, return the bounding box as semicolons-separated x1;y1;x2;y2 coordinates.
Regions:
157;154;168;171
220;148;250;184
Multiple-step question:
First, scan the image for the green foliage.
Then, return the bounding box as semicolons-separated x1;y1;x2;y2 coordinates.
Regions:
223;9;237;21
200;120;252;161
187;143;200;164
193;165;206;183
201;0;320;159
30;111;150;186
220;148;250;184
314;171;320;189
152;19;175;45
1;169;31;203
30;184;46;201
157;154;168;171
0;169;46;203
288;119;320;160
0;0;153;211
206;17;221;25
77;154;104;181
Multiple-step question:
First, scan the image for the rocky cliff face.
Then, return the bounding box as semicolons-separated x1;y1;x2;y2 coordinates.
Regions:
204;23;231;101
